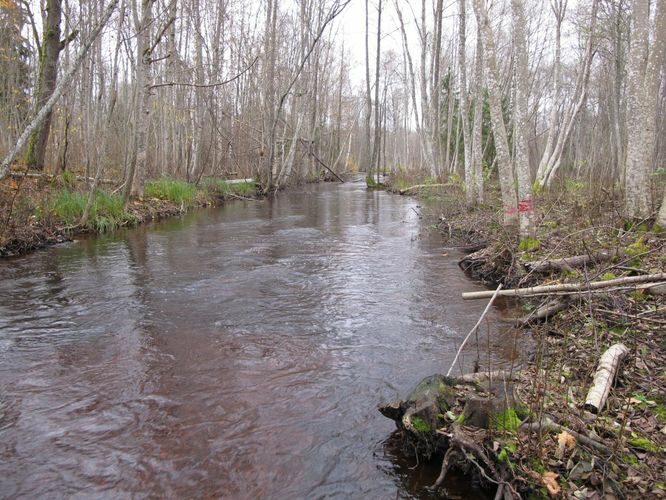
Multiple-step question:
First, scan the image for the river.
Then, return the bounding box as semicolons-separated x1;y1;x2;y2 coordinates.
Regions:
0;181;518;498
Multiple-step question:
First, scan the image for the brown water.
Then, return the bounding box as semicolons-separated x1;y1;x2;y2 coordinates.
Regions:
0;181;518;498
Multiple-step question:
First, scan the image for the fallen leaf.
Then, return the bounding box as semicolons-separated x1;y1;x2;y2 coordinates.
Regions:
542;471;561;496
556;430;576;458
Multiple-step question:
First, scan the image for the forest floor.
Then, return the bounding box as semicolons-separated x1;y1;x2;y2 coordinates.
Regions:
0;171;261;258
386;177;666;499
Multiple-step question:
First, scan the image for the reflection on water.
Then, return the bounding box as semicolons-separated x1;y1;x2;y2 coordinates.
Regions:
0;182;519;498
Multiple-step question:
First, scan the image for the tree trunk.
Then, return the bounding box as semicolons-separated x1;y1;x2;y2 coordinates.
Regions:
471;0;518;226
624;0;666;219
1;0;118;180
25;0;64;170
459;0;474;206
471;21;484;204
123;0;154;204
511;0;535;239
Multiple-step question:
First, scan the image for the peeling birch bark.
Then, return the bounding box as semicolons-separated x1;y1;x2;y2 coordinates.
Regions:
584;343;629;414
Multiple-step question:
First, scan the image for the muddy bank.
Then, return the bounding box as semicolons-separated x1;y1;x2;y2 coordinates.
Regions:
383;182;666;499
0;174;262;258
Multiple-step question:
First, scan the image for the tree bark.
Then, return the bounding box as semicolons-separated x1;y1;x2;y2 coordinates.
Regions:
25;0;67;170
1;0;118;180
459;0;474;206
471;21;484;204
471;0;518;226
624;0;666;219
462;272;666;299
123;0;154;204
584;343;629;414
511;0;535;239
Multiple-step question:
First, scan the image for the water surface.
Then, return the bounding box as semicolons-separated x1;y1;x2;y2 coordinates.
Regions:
0;182;518;498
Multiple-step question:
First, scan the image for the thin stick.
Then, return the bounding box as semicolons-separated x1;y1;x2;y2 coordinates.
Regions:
462;273;666;299
447;284;503;377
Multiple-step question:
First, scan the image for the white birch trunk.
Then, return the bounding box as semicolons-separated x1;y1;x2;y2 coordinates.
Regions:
623;0;651;218
472;0;518;226
511;0;534;239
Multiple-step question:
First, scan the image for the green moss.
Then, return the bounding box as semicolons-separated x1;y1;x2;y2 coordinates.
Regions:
366;175;377;187
622;454;639;465
411;415;431;433
624;220;650;233
541;220;559;229
601;272;617;281
652;224;664;234
653;403;666;424
456;413;466;424
494;408;521;432
529;457;546;474
518;238;540;252
626;236;649;256
627;434;660;453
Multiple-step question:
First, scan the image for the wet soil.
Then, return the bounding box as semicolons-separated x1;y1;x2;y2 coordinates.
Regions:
405;182;666;498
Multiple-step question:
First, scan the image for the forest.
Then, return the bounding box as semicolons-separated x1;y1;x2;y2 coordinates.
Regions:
0;0;665;498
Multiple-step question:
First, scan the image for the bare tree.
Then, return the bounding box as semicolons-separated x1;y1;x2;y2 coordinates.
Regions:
624;0;666;219
472;0;518;226
1;0;119;180
535;0;599;189
458;0;474;205
511;0;535;238
25;0;78;170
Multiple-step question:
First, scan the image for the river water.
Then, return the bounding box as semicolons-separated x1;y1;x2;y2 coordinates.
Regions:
0;181;518;498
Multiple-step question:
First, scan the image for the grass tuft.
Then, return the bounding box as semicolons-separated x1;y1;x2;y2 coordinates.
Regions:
49;189;134;232
145;178;197;204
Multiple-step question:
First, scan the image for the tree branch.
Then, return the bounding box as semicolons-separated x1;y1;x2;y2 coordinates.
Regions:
149;56;258;90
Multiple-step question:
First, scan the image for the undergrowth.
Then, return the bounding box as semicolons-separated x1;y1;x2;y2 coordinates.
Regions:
145;178;198;204
49;189;134;232
203;178;256;197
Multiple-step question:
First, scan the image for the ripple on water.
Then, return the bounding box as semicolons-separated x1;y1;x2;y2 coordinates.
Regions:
0;182;518;499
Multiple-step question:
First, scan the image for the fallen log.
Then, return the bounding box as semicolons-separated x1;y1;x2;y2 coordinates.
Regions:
8;171;117;184
584;343;629;414
461;273;666;300
520;417;612;455
525;249;622;274
518;298;569;324
399;183;451;195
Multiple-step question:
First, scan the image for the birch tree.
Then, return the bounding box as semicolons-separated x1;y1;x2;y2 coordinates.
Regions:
472;0;518;226
534;0;599;189
25;0;78;170
1;0;119;180
624;0;666;219
511;0;535;238
123;0;155;202
458;0;474;206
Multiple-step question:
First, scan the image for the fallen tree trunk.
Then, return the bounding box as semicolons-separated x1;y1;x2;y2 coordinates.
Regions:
399;183;451;195
519;298;569;324
462;273;666;300
8;171;117;185
584;343;629;414
520;416;612;455
525;249;622;274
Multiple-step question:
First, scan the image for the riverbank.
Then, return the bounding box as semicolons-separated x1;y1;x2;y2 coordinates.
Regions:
385;178;666;498
0;172;260;258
